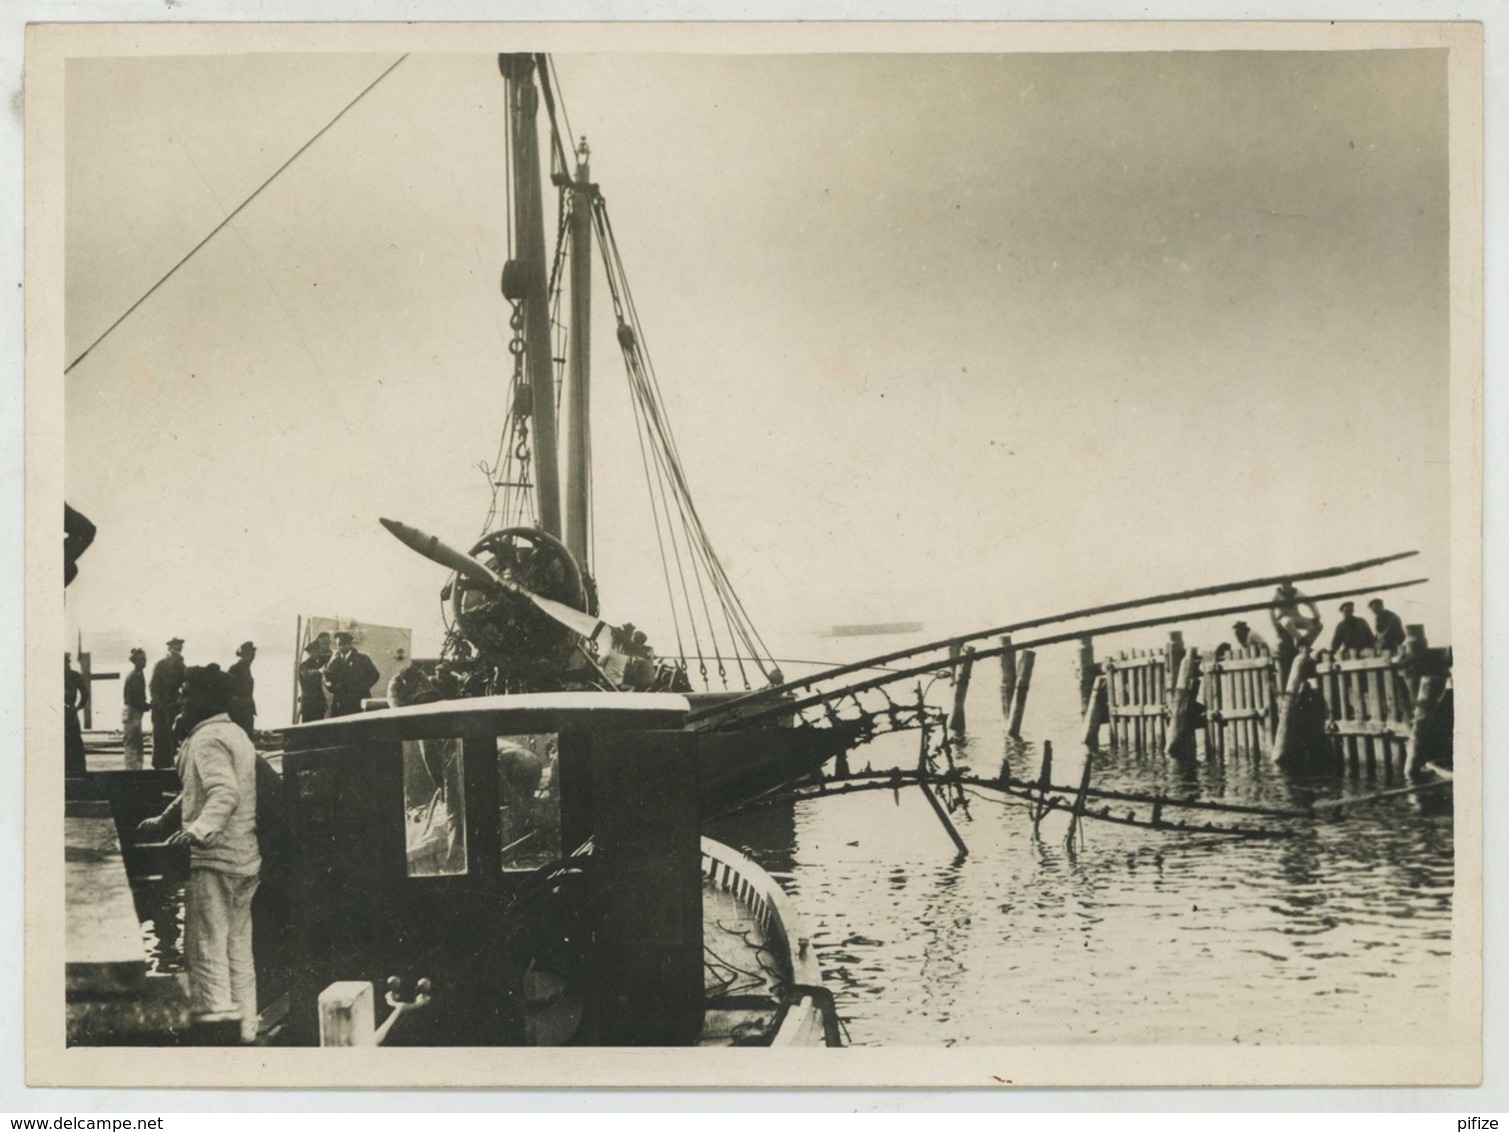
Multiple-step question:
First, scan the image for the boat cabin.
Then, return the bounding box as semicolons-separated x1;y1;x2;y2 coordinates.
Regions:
277;692;706;1046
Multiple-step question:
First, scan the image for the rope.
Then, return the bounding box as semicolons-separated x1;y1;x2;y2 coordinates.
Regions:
67;54;409;376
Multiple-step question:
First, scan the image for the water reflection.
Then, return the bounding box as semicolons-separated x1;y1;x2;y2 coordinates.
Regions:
782;664;1453;1047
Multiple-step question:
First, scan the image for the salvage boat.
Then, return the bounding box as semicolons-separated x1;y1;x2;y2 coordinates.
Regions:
271;691;839;1047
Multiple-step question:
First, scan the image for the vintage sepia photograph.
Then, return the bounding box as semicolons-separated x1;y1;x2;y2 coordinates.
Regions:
24;20;1482;1089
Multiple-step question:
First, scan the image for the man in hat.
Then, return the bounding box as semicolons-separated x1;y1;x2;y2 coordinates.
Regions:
1329;601;1376;653
1368;598;1407;653
122;647;150;770
64;653;88;778
323;631;380;717
1232;620;1269;652
227;641;258;737
297;633;333;723
139;664;261;1043
150;638;187;769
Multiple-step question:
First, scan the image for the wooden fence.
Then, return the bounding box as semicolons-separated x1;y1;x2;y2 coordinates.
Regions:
1201;648;1278;760
1084;630;1448;776
1311;648;1414;774
1102;648;1174;753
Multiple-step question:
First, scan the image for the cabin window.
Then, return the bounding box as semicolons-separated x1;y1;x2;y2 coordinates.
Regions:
497;733;561;871
402;737;468;876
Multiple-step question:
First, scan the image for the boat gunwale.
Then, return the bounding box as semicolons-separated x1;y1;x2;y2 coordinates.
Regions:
700;836;837;1048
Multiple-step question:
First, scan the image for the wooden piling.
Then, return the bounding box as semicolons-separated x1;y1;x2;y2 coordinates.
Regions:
1404;673;1440;780
1066;750;1094;847
998;635;1016;719
1076;636;1097;714
1272;651;1314;769
1401;625;1429;701
1032;740;1054;830
1165;649;1199;759
1008;649;1036;738
950;646;976;734
1081;674;1108;753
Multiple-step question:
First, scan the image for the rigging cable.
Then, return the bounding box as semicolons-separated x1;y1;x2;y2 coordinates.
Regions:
597;206;778;673
66;53;410;376
594;200;777;683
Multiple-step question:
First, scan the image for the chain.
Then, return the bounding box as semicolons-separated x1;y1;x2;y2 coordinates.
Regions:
509;301;531;466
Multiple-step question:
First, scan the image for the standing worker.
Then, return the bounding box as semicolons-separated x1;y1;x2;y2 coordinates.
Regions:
1329;601;1376;653
1368;598;1407;653
65;653;88;778
150;638;188;769
122;648;150;770
296;634;332;723
323;631;380;717
138;665;261;1044
227;641;258;737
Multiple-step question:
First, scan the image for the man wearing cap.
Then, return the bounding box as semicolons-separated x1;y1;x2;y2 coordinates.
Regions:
1329;602;1376;653
1369;599;1407;653
150;639;187;769
122;648;150;770
323;631;380;717
139;665;261;1043
227;642;258;736
1232;620;1270;652
297;634;332;723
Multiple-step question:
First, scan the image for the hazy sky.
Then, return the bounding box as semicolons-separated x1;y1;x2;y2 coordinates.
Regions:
63;49;1451;682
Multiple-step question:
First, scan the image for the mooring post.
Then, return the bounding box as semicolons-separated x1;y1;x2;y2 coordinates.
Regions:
1008;649;1036;738
1165;649;1199;759
1272;650;1316;770
1165;631;1185;708
1076;636;1097;714
1066;750;1094;847
1031;739;1054;831
950;646;976;734
1404;672;1440;780
1401;624;1429;701
998;635;1017;719
1081;674;1108;753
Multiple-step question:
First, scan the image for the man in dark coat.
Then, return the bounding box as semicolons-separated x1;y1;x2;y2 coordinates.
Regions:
297;635;332;723
122;647;150;770
1368;599;1407;653
150;638;187;769
323;631;380;717
1329;601;1376;653
65;653;88;777
227;641;258;736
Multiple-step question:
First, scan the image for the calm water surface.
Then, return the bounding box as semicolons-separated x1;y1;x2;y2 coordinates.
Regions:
715;644;1454;1047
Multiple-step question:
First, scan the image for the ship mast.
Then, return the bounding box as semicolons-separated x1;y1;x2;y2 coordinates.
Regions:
563;137;593;573
499;53;562;539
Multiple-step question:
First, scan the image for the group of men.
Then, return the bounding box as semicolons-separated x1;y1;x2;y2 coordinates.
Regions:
97;637;261;773
1231;595;1407;655
296;630;382;722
